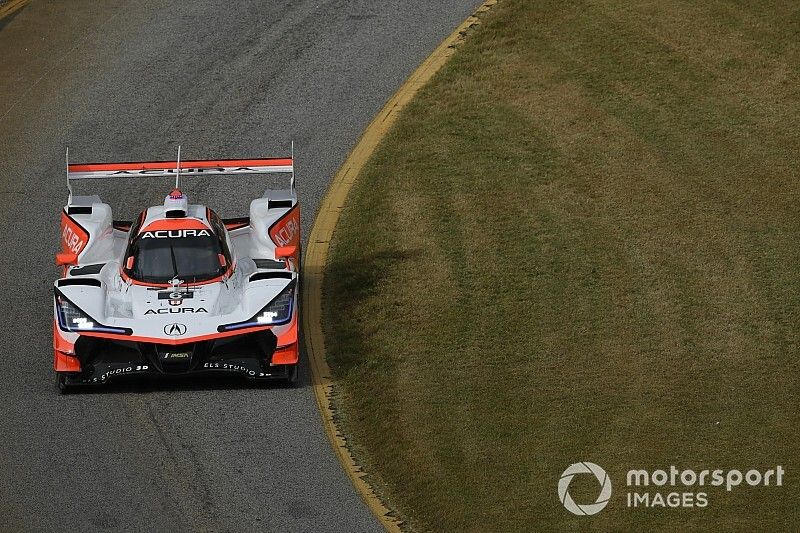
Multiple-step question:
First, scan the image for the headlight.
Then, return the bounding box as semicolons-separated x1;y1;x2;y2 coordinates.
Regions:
55;292;130;335
218;280;295;332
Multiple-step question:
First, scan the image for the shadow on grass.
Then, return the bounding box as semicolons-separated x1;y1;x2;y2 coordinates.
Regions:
322;247;422;377
0;4;24;31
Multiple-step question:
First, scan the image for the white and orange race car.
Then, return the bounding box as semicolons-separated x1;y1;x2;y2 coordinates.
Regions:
53;151;300;392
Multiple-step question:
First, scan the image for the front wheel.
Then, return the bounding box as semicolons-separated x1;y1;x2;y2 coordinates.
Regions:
56;373;73;394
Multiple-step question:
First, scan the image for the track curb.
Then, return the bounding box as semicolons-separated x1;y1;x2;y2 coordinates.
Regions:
0;0;28;22
301;1;499;530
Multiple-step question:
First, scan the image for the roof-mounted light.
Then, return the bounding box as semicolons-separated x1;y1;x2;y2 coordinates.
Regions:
164;188;188;218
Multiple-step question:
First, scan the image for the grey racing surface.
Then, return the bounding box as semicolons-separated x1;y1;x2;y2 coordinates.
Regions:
0;1;481;531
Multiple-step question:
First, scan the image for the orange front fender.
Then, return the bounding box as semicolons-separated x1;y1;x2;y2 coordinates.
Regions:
53;320;80;372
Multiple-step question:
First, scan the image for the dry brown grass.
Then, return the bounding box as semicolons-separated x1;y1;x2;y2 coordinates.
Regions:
323;1;800;530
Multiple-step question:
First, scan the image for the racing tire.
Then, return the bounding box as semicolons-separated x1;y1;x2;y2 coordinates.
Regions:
56;373;74;395
285;363;299;386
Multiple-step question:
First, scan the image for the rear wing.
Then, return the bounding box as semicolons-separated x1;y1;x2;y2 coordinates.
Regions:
65;145;295;204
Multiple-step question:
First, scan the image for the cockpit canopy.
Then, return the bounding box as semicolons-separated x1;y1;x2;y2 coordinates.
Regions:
123;217;231;284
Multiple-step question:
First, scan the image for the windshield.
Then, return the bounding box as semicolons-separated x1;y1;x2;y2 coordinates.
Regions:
126;230;226;284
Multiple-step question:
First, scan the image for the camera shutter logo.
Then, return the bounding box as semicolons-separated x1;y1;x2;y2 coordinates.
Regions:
558;462;612;516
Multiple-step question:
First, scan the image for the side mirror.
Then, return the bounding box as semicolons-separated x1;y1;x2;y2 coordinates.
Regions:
275;246;296;260
126;256;135;270
218;254;227;268
56;252;78;267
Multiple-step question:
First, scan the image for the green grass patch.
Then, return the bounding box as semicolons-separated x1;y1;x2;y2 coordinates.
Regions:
322;1;800;530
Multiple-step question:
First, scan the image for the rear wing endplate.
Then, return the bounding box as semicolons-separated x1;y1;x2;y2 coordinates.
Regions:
65;144;295;204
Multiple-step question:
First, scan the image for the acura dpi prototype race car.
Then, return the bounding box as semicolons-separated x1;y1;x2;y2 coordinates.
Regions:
53;150;301;392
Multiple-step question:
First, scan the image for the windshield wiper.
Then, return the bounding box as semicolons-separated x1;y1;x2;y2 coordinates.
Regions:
168;242;179;283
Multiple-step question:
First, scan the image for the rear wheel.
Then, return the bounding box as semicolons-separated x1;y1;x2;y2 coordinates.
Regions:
285;364;299;386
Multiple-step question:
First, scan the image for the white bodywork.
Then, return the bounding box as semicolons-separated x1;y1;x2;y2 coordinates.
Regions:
55;156;300;352
57;192;298;344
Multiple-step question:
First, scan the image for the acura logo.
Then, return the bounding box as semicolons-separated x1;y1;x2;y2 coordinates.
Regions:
164;323;187;336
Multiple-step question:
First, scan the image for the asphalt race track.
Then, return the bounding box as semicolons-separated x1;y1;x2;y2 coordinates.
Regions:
0;1;481;530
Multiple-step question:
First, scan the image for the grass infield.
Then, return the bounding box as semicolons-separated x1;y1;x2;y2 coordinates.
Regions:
322;0;799;530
